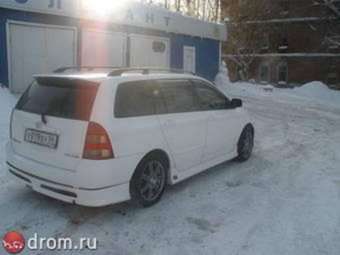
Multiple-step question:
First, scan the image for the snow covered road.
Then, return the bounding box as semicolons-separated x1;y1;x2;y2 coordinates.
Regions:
1;86;340;255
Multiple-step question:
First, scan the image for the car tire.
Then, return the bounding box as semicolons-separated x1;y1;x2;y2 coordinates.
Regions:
236;124;254;162
130;155;167;207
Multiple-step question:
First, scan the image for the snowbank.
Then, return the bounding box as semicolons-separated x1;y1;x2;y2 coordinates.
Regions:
214;64;275;98
0;88;18;180
214;63;251;97
291;81;340;106
214;61;231;89
0;87;18;127
215;64;340;108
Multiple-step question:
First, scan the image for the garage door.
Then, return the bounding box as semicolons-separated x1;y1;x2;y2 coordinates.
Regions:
8;22;76;93
130;34;170;68
81;29;127;67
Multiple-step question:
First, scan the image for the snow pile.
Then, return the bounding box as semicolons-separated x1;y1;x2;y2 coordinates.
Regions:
215;67;340;108
0;87;18;129
262;84;274;92
214;61;231;89
214;63;256;97
0;88;18;180
291;81;340;106
216;80;275;99
214;63;277;99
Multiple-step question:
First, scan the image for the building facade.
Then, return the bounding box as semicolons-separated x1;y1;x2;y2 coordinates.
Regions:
0;0;226;93
222;0;340;89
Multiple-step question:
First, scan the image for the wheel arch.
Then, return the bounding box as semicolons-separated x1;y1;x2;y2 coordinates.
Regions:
131;149;171;183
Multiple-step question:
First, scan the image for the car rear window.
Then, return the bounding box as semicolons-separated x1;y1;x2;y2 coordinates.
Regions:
15;77;99;121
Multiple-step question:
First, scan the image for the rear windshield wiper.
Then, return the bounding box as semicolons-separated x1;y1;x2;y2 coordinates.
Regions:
41;110;48;125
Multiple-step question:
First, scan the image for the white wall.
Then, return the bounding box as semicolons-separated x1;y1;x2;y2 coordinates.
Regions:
81;30;127;67
7;21;76;93
0;1;227;41
129;34;170;68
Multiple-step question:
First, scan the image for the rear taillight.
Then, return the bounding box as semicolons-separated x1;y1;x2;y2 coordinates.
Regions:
83;122;114;160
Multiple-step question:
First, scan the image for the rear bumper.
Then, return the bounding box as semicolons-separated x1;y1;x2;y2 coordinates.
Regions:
5;142;140;207
7;162;130;207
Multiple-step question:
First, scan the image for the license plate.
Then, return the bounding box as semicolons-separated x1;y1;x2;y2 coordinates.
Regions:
24;129;59;149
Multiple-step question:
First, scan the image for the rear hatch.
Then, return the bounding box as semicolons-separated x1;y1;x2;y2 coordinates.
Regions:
11;76;99;171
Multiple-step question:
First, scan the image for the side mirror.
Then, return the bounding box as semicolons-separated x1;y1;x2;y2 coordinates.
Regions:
231;98;242;108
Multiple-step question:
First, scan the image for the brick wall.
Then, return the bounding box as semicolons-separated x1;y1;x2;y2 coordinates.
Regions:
222;0;340;89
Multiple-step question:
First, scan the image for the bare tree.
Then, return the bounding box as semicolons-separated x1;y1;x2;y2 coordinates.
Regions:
222;0;340;81
320;0;340;15
145;0;221;21
223;0;274;80
317;0;340;47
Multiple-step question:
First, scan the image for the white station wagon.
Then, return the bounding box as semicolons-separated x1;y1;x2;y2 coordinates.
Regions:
6;68;254;207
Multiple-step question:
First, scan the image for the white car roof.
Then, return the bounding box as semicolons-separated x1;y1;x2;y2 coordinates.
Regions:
34;72;210;84
34;73;109;83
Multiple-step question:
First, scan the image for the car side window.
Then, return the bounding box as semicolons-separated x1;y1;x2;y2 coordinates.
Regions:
157;79;199;114
115;80;161;118
192;80;230;111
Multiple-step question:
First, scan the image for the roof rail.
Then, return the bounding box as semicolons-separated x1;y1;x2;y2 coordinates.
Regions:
53;66;122;73
108;67;195;76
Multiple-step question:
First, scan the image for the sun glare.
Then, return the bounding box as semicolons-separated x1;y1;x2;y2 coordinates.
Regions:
82;0;134;17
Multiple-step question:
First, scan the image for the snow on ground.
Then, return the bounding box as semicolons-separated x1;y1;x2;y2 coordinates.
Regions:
0;88;18;185
215;62;340;110
0;78;340;255
291;81;340;107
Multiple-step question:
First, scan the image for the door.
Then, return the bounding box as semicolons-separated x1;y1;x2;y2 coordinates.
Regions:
81;29;127;67
192;80;241;161
183;46;196;73
129;34;170;68
156;79;207;171
8;22;76;93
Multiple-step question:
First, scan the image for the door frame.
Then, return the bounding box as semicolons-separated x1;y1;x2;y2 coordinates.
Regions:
6;20;77;92
183;46;196;73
